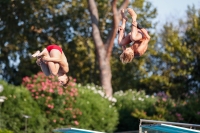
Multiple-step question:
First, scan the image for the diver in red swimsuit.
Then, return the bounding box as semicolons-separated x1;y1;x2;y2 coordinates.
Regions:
46;44;63;53
32;44;69;87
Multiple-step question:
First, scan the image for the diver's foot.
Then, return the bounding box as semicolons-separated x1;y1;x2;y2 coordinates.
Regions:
127;8;137;21
36;58;42;66
32;50;40;58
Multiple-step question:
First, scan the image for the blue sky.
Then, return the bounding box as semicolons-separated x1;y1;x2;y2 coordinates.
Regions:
148;0;200;29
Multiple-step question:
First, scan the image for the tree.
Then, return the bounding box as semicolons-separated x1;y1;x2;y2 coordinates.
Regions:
0;0;157;98
140;6;200;99
0;0;72;84
141;22;194;98
184;6;200;95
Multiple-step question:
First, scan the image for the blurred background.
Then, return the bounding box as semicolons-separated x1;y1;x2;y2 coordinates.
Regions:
0;0;200;133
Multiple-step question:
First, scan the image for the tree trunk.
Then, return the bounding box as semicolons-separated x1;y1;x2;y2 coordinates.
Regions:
88;0;129;97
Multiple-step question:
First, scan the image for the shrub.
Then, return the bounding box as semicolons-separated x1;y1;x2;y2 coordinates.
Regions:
171;95;200;124
114;89;157;131
0;129;13;133
23;72;118;132
22;72;81;132
114;89;200;132
0;80;47;133
74;84;118;133
131;91;177;122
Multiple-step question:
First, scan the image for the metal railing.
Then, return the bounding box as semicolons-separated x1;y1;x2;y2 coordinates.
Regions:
139;119;200;130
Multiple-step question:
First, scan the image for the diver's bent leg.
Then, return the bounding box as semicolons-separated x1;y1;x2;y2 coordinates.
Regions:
40;61;51;76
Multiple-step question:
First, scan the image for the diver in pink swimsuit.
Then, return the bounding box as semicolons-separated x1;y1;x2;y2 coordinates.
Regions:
32;44;69;87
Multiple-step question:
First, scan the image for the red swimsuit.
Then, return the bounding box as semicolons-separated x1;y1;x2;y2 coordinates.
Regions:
46;44;62;53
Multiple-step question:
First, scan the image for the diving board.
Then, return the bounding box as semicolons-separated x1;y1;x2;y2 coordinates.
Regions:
141;124;200;133
140;119;200;133
53;127;104;133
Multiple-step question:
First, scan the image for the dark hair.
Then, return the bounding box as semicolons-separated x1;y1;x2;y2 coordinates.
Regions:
63;75;70;87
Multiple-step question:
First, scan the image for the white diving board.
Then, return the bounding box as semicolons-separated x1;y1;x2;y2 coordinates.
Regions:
53;127;104;133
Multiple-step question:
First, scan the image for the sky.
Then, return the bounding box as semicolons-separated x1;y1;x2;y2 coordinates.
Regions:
147;0;200;30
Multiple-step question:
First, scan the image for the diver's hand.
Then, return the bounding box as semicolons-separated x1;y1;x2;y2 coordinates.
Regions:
42;56;50;62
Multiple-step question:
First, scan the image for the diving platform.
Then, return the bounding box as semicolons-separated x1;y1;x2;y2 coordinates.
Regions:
53;127;104;133
139;119;200;133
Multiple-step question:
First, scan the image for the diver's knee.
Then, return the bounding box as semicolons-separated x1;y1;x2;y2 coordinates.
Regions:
130;36;137;41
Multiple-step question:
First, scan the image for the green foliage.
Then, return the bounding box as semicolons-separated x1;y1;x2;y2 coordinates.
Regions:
114;89;200;131
171;95;200;124
111;0;157;93
0;129;13;133
0;0;74;84
138;5;200;100
64;37;99;85
140;21;194;99
0;80;47;133
135;93;200;125
184;6;200;94
22;72;118;132
74;84;119;133
114;89;156;131
22;72;81;132
0;0;158;93
132;92;177;122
